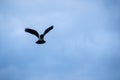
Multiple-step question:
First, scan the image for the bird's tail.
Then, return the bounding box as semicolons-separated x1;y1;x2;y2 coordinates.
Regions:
36;39;46;44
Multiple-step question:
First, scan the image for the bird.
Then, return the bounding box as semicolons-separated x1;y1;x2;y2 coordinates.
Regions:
25;25;54;44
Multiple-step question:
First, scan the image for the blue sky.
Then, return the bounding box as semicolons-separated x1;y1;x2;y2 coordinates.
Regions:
0;0;120;80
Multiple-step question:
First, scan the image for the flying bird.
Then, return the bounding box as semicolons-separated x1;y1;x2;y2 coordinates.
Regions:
25;25;54;44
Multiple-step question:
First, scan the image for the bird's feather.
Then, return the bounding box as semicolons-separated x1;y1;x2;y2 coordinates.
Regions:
25;28;39;38
43;25;53;36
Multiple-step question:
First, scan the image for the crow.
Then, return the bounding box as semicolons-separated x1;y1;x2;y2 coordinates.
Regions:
25;25;53;44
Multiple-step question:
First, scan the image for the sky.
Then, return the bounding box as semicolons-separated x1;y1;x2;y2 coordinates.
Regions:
0;0;120;80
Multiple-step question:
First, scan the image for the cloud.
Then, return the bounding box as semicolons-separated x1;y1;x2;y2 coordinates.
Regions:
0;0;120;80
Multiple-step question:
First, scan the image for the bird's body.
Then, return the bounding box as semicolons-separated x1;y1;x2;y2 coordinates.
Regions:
25;25;53;44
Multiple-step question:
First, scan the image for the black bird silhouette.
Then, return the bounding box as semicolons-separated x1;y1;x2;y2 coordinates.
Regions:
25;25;53;44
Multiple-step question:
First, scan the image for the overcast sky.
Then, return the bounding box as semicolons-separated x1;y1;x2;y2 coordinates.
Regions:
0;0;120;80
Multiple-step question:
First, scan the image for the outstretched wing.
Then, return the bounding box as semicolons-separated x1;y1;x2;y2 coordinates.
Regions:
25;28;39;38
43;25;54;36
